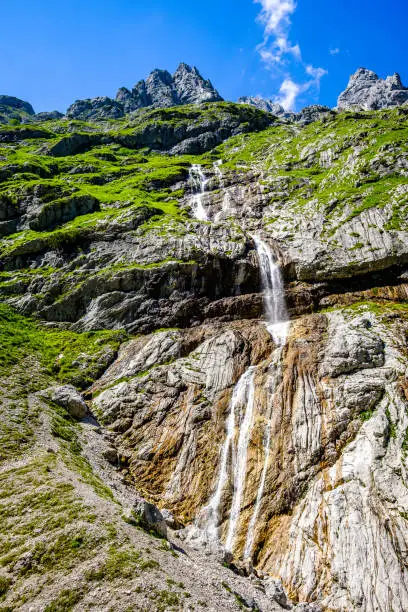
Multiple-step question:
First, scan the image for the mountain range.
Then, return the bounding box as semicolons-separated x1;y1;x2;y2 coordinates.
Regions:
1;64;408;125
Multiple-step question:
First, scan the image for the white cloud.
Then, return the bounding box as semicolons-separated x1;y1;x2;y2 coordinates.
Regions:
276;78;302;110
329;47;340;56
255;0;297;36
253;0;328;110
255;0;299;65
306;64;328;87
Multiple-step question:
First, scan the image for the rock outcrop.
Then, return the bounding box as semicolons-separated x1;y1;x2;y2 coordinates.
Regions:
92;309;408;611
238;97;333;125
0;95;35;124
66;96;125;121
67;63;223;121
238;96;290;117
338;67;408;110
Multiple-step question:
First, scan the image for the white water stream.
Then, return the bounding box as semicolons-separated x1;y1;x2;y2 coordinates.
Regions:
225;367;256;552
189;164;209;221
242;236;289;558
213;159;235;221
201;367;256;546
253;235;289;346
192;234;289;559
243;347;283;559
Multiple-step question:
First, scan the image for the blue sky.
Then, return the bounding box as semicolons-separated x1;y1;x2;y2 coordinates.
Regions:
1;0;406;113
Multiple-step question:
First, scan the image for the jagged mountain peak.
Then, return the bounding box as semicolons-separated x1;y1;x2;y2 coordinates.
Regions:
66;63;223;120
337;67;408;110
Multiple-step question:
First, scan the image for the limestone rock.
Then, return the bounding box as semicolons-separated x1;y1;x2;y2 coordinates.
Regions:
237;98;331;125
115;63;223;113
132;498;167;538
145;69;178;108
173;63;223;105
0;95;34;116
264;578;291;608
66;96;125;121
238;96;289;117
102;447;118;465
338;68;408;110
161;508;184;530
47;385;87;419
68;63;223;121
295;104;332;125
33;111;64;122
92;309;408;611
0;95;35;124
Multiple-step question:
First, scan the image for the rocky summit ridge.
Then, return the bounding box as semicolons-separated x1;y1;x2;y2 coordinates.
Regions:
337;67;408;110
1;66;407;126
0;65;408;611
66;63;223;121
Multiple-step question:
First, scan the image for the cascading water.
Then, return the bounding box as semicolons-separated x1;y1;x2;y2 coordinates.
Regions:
193;235;289;559
225;367;256;552
242;235;289;558
199;367;256;546
252;235;289;346
243;348;283;559
213;159;234;221
189;164;209;221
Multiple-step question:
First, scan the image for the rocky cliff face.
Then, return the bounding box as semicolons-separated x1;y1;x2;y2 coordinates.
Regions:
1;69;408;611
338;68;408;110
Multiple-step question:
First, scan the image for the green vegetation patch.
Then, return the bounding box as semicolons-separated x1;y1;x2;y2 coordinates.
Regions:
0;303;122;385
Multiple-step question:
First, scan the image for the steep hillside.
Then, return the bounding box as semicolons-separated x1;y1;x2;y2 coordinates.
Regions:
0;80;408;611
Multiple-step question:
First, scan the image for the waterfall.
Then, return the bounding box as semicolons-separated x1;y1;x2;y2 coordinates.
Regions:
195;234;289;560
189;164;209;221
213;159;234;221
225;367;256;552
252;235;289;346
242;235;289;559
213;159;223;182
243;349;282;559
199;366;256;546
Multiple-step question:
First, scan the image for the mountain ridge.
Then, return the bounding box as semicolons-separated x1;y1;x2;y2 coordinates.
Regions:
2;65;408;125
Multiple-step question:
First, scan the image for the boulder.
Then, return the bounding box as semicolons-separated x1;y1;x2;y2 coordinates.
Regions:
102;447;118;465
161;508;184;530
264;578;292;609
132;498;167;538
48;385;87;419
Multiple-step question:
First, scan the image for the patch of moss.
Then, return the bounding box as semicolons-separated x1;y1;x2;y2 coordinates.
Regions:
44;588;84;612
